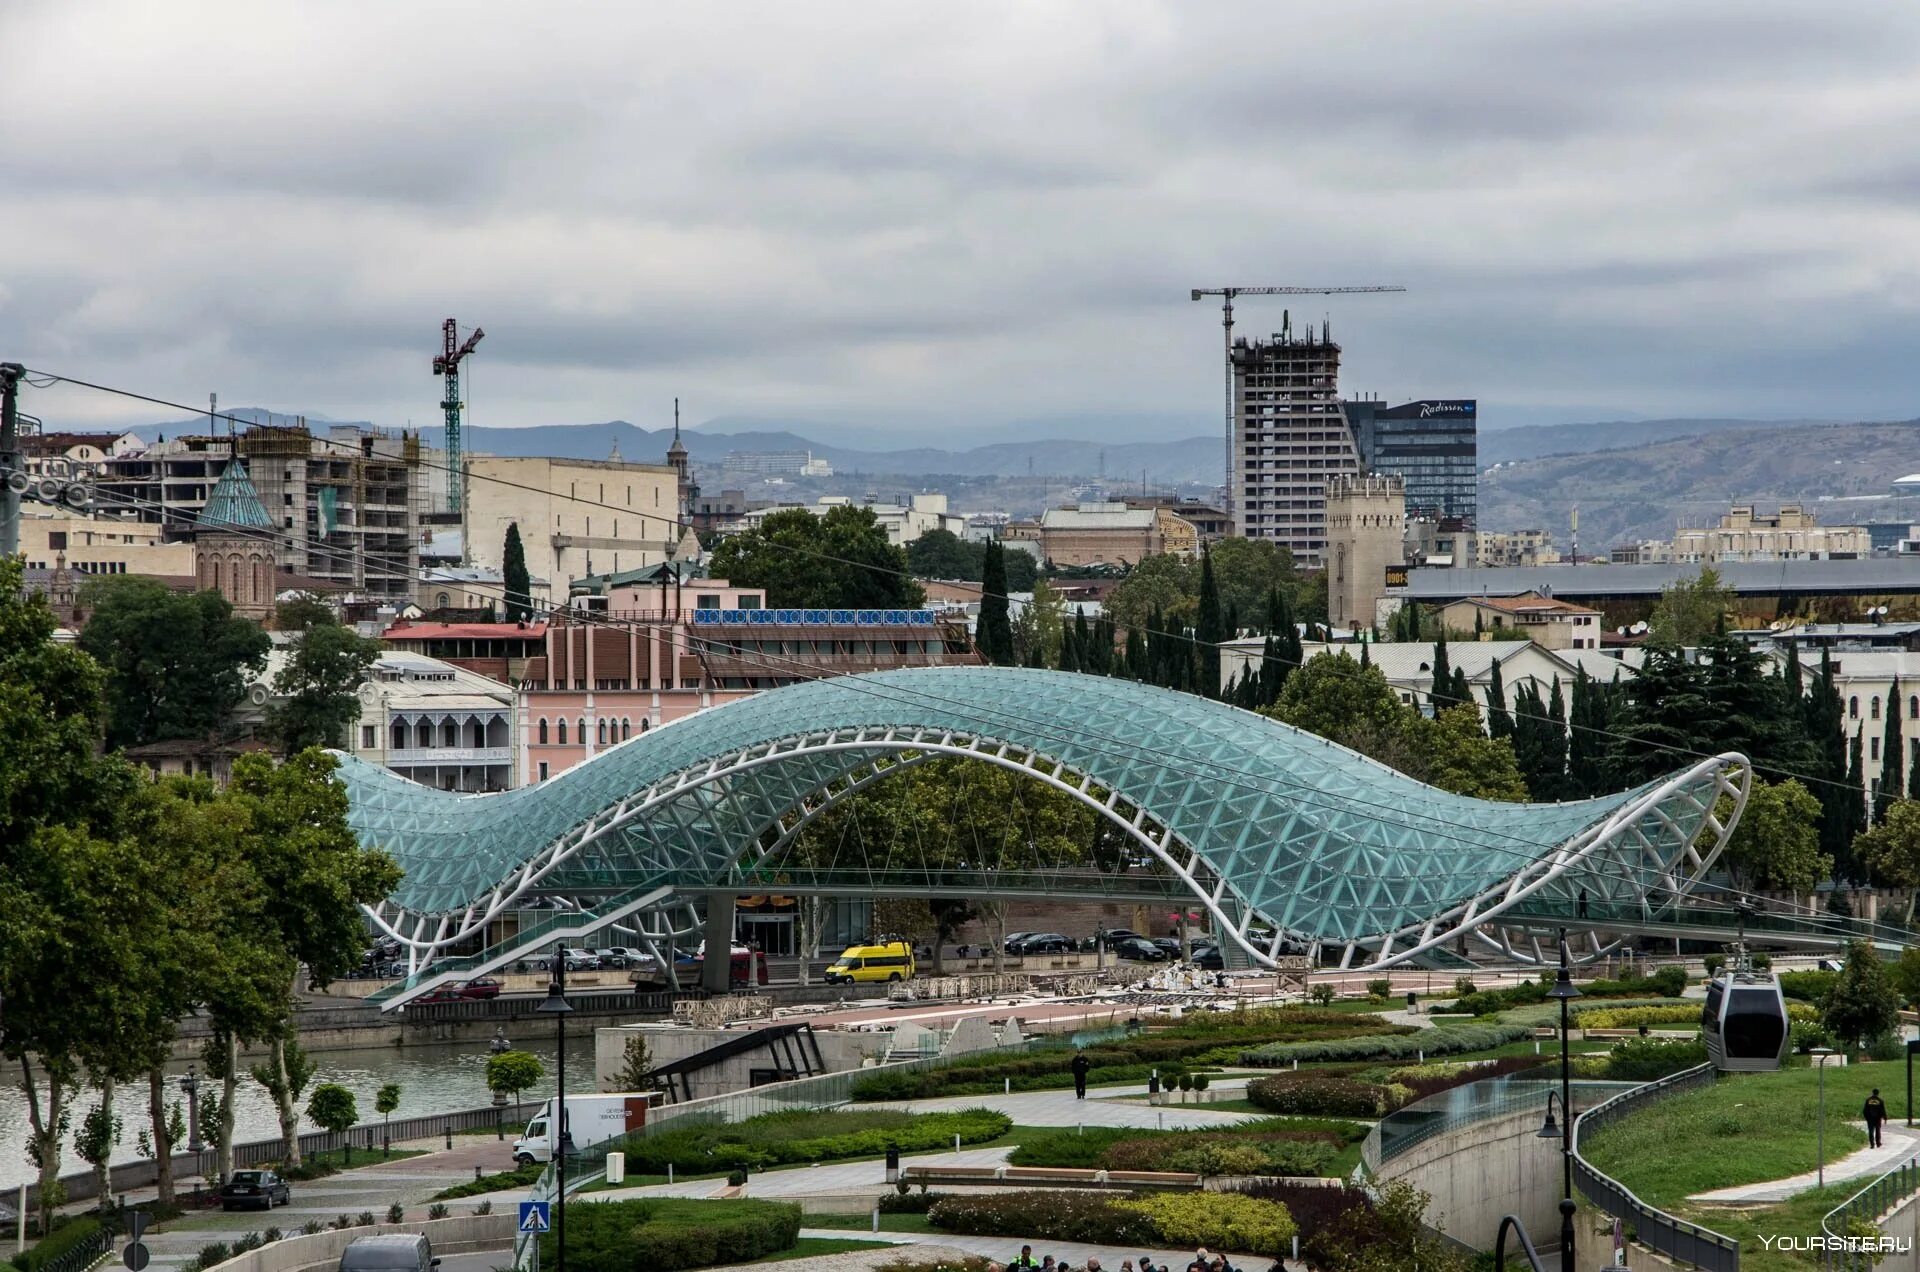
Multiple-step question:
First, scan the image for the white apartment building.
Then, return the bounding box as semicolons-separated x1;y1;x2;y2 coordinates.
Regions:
1671;505;1869;563
347;651;517;792
463;455;684;597
728;493;964;547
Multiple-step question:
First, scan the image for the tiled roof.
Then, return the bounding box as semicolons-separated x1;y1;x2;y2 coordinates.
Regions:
199;458;273;531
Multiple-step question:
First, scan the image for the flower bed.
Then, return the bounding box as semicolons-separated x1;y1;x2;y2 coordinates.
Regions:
542;1198;800;1272
1244;1074;1406;1117
615;1107;1010;1174
927;1189;1298;1257
1008;1117;1366;1177
1240;1021;1531;1066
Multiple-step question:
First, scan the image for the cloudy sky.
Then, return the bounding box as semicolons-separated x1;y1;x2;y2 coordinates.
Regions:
5;1;1920;444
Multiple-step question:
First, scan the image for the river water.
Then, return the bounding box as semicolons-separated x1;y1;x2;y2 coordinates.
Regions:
0;1035;598;1190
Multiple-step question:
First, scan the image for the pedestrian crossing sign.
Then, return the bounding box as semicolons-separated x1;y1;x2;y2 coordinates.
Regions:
518;1202;551;1233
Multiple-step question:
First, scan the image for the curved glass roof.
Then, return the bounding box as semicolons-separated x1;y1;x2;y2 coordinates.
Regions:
339;666;1719;945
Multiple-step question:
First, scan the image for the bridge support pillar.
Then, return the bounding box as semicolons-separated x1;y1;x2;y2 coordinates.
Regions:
702;897;737;993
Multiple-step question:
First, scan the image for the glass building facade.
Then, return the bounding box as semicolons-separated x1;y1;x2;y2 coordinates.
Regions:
1343;399;1478;525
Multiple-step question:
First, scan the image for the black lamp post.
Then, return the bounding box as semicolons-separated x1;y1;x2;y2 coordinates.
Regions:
536;956;573;1272
1544;929;1582;1272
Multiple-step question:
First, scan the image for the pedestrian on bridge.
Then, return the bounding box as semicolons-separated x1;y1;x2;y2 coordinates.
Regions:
1071;1049;1091;1099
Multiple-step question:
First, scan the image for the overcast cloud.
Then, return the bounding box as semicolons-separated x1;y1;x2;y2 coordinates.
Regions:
5;0;1920;443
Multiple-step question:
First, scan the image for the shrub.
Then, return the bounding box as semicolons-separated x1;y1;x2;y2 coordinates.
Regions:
727;1170;748;1187
1242;1021;1530;1066
193;1244;230;1272
15;1218;106;1272
385;1203;404;1224
1792;1019;1836;1054
1704;954;1726;976
426;1203;449;1220
299;1222;322;1236
1176;1074;1193;1093
1366;979;1393;999
1780;969;1837;1003
542;1198;801;1272
1246;1074;1399;1117
355;1213;375;1228
230;1234;262;1256
616;1107;1010;1173
1308;985;1336;1005
1453;976;1478;996
1868;1032;1906;1062
930;1191;1158;1247
261;1228;281;1244
433;1161;545;1200
1602;1038;1707;1081
1390;1055;1544;1101
1450;968;1685;1016
1753;953;1773;971
1192;1073;1211;1092
1233;1179;1374;1264
876;1258;998;1272
475;1201;493;1216
1115;1192;1297;1256
879;1190;952;1214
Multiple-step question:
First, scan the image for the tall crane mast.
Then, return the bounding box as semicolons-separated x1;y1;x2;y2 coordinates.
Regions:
1190;285;1404;516
433;318;484;513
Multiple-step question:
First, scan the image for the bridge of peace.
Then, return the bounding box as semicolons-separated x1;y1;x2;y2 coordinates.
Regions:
333;666;1905;1009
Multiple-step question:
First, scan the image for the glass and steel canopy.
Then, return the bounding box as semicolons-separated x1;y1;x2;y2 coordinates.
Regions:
337;666;1750;974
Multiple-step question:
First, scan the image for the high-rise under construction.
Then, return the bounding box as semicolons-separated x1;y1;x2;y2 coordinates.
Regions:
1230;319;1359;565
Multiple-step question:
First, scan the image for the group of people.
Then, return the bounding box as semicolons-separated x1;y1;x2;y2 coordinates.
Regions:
1001;1245;1265;1272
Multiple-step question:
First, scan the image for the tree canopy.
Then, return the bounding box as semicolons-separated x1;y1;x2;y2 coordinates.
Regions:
904;529;1037;591
1648;566;1734;647
268;617;381;752
78;576;269;749
1718;778;1830;893
706;505;925;609
502;522;533;621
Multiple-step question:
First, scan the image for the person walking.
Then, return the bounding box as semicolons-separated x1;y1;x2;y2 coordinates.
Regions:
1071;1049;1091;1099
1865;1088;1889;1148
1577;888;1590;919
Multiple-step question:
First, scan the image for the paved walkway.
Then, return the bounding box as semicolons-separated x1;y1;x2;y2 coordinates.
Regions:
1690;1123;1920;1203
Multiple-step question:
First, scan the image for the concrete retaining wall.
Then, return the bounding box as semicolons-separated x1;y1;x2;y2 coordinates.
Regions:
1374;1106;1566;1250
203;1215;514;1272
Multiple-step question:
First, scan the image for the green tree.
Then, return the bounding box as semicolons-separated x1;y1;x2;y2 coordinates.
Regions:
305;1083;359;1152
273;593;334;632
905;528;980;580
706;505;924;609
1428;635;1453;709
1205;537;1300;628
252;1038;316;1161
74;1097;121;1211
611;1036;654;1091
486;1050;546;1105
375;1083;402;1128
1013;578;1065;669
1842;730;1869;884
267;618;380;751
1316;1178;1470;1272
1881;678;1906;826
976;541;1015;665
1195;546;1224;698
1265;652;1403;742
502;522;533;621
1415;705;1530;802
1718;779;1830;893
77;576;269;748
229;750;400;1164
1822;940;1900;1053
1648;566;1735;647
1893;948;1920;1010
1856;801;1920;920
1104;554;1195;632
1483;657;1513;739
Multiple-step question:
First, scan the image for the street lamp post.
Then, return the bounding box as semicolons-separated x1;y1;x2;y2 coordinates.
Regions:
1545;929;1582;1272
536;955;574;1272
1813;1048;1837;1189
179;1065;204;1155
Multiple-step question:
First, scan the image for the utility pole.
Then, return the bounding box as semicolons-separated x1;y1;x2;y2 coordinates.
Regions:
1188;285;1405;521
0;363;24;559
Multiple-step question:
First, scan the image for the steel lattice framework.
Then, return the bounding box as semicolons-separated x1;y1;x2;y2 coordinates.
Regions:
337;666;1750;996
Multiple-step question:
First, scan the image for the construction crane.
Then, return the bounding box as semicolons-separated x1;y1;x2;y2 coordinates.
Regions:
1190;285;1404;515
432;318;484;512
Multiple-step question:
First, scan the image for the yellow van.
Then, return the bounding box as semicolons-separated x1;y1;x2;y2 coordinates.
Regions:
825;940;917;984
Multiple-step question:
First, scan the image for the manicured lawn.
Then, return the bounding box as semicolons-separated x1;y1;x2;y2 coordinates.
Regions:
743;1237;894;1262
1584;1061;1895;1210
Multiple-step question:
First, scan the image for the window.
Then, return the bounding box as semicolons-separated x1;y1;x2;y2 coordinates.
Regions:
597;719;607;744
621;718;631;740
47;531;66;550
538;718;548;744
739;595;762;609
578;718;586;745
557;719;567;744
1873;697;1882;720
538;762;549;782
1851;696;1860;719
1873;737;1882;761
361;726;376;749
697;594;721;609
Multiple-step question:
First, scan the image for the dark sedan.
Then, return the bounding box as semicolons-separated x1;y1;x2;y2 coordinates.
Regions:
219;1170;290;1211
1113;937;1169;962
1009;933;1073;955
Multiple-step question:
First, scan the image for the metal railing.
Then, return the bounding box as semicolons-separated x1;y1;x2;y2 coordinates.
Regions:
1364;1074;1632;1170
32;1212;119;1272
1571;1063;1740;1272
1821;1148;1920;1271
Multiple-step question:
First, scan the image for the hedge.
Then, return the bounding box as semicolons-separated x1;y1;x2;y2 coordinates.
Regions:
1389;1054;1545;1100
1449;967;1686;1016
852;1010;1413;1101
927;1189;1298;1255
15;1218;106;1272
1008;1118;1364;1177
1597;1038;1707;1081
1241;1021;1531;1066
614;1107;1010;1174
1780;970;1837;1003
433;1162;542;1200
1575;1002;1816;1030
542;1198;800;1272
1245;1075;1405;1118
1232;1179;1374;1267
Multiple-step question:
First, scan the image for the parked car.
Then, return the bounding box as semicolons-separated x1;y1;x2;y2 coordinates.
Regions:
1001;932;1035;953
339;1234;440;1272
1150;937;1185;958
1113;937;1169;962
219;1169;290;1211
594;947;652;969
1010;932;1073;955
1191;944;1224;970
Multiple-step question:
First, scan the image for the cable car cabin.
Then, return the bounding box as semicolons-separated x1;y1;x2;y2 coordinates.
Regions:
1701;972;1791;1072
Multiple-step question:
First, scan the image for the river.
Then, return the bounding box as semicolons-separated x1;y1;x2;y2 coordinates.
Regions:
0;1035;598;1190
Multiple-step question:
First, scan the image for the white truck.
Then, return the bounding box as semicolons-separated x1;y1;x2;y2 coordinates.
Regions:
512;1092;659;1165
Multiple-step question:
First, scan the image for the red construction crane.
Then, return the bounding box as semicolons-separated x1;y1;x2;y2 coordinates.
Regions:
1190;285;1404;513
433;318;484;512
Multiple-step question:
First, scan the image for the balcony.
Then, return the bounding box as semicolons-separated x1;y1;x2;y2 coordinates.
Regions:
388;746;512;765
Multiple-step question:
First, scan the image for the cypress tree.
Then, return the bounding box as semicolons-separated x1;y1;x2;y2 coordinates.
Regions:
1431;634;1453;709
1842;729;1868;882
1270;589;1302;703
1059;614;1083;673
501;522;532;621
1450;666;1471;708
1879;677;1904;825
1124;625;1148;681
1545;677;1569;799
1567;667;1597;797
1359;641;1371;670
977;542;1015;665
1196;545;1224;698
1485;656;1514;739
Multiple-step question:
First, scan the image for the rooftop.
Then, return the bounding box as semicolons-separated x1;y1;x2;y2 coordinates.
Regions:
1038;504;1158;531
1400;558;1920;601
199;458;273;531
1457;592;1600;617
383;620;548;642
